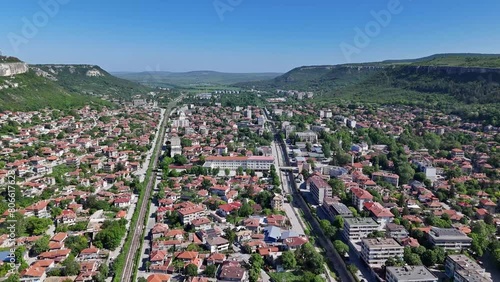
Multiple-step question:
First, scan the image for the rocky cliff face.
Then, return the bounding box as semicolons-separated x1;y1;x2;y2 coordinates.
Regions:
0;63;29;77
392;65;500;75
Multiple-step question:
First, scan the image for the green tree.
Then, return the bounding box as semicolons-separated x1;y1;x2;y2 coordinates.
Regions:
281;250;297;270
347;264;358;276
65;235;89;256
173;259;184;273
333;240;349;256
25;217;53;235
31;236;50;256
225;228;236;246
173;154;188;165
250;253;265;269
249;268;259;282
185;264;198;277
61;254;80;276
333;215;345;229
186;243;201;252
203;264;217;278
4;274;20;282
239;202;253;217
404;253;423;265
422;249;437;267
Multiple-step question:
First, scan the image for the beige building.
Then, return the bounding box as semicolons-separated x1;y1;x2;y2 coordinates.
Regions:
343;217;379;242
360;238;404;267
271;194;284;211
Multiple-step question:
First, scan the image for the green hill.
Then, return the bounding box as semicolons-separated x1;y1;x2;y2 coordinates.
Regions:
0;55;22;63
114;70;282;87
236;53;500;125
385;53;500;67
32;64;152;99
0;70;110;111
0;58;153;111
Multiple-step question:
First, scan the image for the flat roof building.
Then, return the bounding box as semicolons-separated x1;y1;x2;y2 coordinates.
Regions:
360;238;404;267
427;227;472;251
203;156;274;171
308;175;332;205
445;255;492;282
323;197;353;218
386;266;438;282
343;217;379;242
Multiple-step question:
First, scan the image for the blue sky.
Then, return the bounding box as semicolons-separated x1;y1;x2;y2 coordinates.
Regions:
1;0;500;72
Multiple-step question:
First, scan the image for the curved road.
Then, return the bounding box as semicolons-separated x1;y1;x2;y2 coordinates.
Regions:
120;96;182;282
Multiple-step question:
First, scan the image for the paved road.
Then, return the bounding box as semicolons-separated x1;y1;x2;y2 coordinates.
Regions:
272;135;355;282
120;97;182;282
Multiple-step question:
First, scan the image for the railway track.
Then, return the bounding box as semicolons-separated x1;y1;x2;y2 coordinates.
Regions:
120;98;180;282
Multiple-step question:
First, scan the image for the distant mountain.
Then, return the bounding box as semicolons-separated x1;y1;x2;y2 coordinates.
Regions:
236;53;500;125
114;70;282;87
0;57;151;111
237;53;500;98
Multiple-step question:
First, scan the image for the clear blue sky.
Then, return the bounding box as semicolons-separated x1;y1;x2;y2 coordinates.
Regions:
2;0;500;72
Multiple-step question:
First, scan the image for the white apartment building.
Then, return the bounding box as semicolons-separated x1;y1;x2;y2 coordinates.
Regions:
177;204;207;225
203;156;274;171
308;174;332;205
427;227;472;251
386;266;438;282
343;217;379;242
360;238;404;267
445;255;492;282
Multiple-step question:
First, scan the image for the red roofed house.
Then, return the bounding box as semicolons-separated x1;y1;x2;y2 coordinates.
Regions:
114;196;132;208
351;187;373;211
363;202;394;229
480;199;497;214
177;204;206;225
147;274;171;282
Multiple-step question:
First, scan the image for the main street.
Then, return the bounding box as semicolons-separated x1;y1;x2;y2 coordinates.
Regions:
120;96;182;282
268;127;355;282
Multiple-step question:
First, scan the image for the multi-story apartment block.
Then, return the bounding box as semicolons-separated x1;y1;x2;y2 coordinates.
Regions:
427;227;472;251
308;175;332;205
385;223;409;239
351;187;373;211
295;131;318;143
323;197;353;218
271;194;284;211
372;171;400;187
343;217;379;242
203;156;274;171
360;238;404;267
177;204;206;225
445;255;492;282
386;266;438;282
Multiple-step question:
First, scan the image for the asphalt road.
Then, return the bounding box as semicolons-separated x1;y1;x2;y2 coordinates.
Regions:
273;136;356;282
